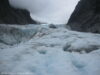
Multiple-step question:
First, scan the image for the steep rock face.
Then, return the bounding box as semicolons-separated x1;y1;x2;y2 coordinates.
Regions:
68;0;100;33
0;0;36;24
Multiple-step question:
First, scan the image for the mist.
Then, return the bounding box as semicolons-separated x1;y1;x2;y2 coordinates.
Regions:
9;0;80;24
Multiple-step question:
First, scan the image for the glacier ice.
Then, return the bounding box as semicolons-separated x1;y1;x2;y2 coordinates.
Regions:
0;24;100;75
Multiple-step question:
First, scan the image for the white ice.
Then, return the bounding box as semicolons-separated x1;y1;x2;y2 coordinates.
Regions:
0;25;100;75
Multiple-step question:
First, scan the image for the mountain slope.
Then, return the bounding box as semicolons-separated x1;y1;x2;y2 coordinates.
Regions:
0;0;36;24
68;0;100;33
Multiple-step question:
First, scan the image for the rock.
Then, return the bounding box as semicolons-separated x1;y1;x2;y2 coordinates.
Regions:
0;0;36;24
63;44;100;53
49;24;57;29
68;0;100;33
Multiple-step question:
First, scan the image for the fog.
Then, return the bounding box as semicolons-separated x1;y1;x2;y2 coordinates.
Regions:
9;0;80;24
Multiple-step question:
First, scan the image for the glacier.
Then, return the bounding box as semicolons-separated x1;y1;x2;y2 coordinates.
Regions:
0;0;100;75
0;24;100;75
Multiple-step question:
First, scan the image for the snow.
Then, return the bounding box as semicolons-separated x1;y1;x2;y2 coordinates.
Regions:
0;24;100;75
9;0;80;24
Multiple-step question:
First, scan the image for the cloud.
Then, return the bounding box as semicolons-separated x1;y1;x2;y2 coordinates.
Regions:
9;0;80;24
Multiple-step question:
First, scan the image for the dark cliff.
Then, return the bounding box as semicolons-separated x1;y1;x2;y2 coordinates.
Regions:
68;0;100;33
0;0;36;24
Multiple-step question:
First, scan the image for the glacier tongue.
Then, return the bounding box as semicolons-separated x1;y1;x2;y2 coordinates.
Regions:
0;24;100;75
